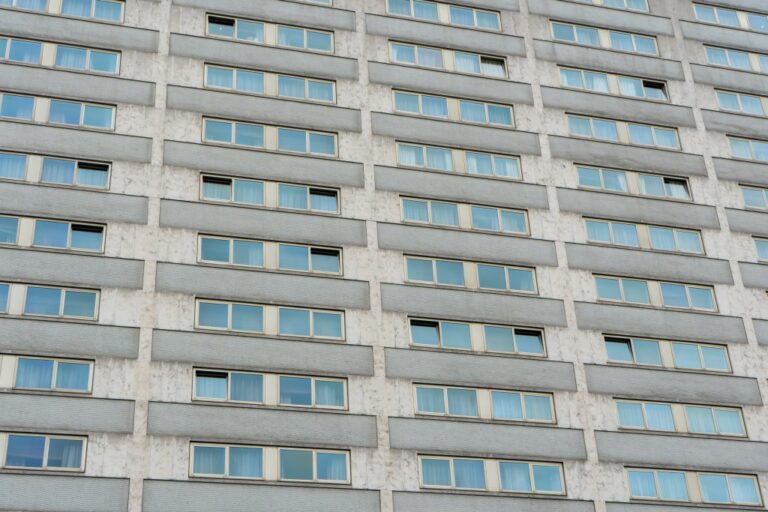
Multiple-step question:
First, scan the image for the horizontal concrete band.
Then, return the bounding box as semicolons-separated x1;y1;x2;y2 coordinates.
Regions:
0;474;129;512
691;0;767;11
378;223;558;267
565;244;734;285
713;157;768;187
169;33;358;81
166;85;362;132
607;503;763;512
595;431;768;472
702;109;768;139
151;329;374;376
557;188;720;230
373;165;549;210
549;137;707;177
740;262;768;289
585;364;762;406
380;283;568;328
530;0;674;35
155;262;371;310
755;319;768;346
389;417;587;460
534;40;685;81
0;121;153;163
0;317;139;359
0;247;144;289
434;0;519;9
0;9;159;52
726;208;768;237
368;62;533;105
0;182;149;224
691;64;768;97
142;480;381;512
371;113;542;155
0;393;135;433
393;492;595;512
171;0;356;31
542;87;695;128
0;63;156;106
365;14;525;56
159;199;368;246
385;348;578;392
148;402;377;448
681;20;768;54
574;302;748;345
164;140;364;188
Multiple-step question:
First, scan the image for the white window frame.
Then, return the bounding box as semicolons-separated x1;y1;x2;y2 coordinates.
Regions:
23;286;99;320
279;374;348;410
13;356;94;393
278;448;351;484
189;442;265;480
195;299;264;334
192;368;265;404
2;433;87;472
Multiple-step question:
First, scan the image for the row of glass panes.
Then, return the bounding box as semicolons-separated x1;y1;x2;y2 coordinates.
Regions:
393;91;514;127
402;198;528;234
595;276;717;311
606;336;730;372
409;318;546;355
201;175;339;214
0;283;98;319
568;114;679;150
628;468;761;505
585;218;703;254
387;0;501;31
0;215;104;252
0;0;122;22
572;0;648;12
560;67;667;101
199;236;341;274
390;41;507;78
0;152;110;188
0;93;114;130
617;399;745;436
694;3;768;34
196;300;344;340
415;385;555;422
705;45;768;74
203;118;337;157
577;165;691;200
207;15;333;53
405;256;537;293
0;36;119;74
396;142;521;178
205;64;335;103
3;355;93;393
551;21;658;56
730;136;768;163
1;433;85;471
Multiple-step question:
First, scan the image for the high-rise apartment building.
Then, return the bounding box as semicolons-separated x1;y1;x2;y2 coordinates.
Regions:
1;0;768;510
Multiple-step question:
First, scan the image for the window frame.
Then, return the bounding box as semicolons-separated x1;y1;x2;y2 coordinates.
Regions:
47;99;115;130
197;234;265;269
3;433;87;472
189;442;265;480
195;299;264;334
23;286;99;320
413;384;479;418
279;374;348;410
53;44;120;75
192;368;265;405
277;306;345;340
32;219;105;253
278;447;351;484
13;356;94;394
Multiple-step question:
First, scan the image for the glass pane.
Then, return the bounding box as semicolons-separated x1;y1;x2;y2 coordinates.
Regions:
500;462;532;491
316;452;347;481
61;0;89;16
204;120;231;142
1;94;34;119
278;26;303;47
578;166;602;188
584;71;609;92
587;221;611;243
418;47;443;68
90;51;117;73
388;0;410;15
533;465;563;492
612;223;639;246
193;445;225;475
280;376;312;406
411;321;439;346
238;21;264;42
280;449;314;480
234;123;263;147
8;40;41;63
15;358;54;389
485;325;515;353
398;144;424;167
672;343;702;369
63;290;96;317
661;283;689;308
618;77;644;97
200;237;229;263
603;170;628;192
278;184;308;209
634;339;662;365
315;312;342;338
431;202;458;226
676;231;702;253
403;199;429;222
701;346;729;371
455;52;481;74
311;250;339;273
552;22;575;42
466;152;493;175
516;330;544;354
0;283;7;313
453;459;486;489
0;216;18;244
421;458;451;486
82;105;113;128
742;188;767;208
279;244;309;271
617;402;645;428
205;66;234;89
606;339;633;361
233;240;263;267
561;68;584;88
508;268;535;292
649;227;676;251
689;287;715;310
71;226;102;251
628;124;654;145
307;31;332;52
309;189;337;212
645;403;675;430
232;179;262;205
230;373;262;403
657;471;689;501
730;476;760;504
629;471;657;497
6;435;45;468
278;128;306;152
700;474;730;503
407;258;433;282
391;43;416;64
478;264;506;289
55;46;87;70
494;156;519;177
413;1;438;21
47;438;83;469
492;391;523;420
450;6;475;26
229;447;262;478
208;17;234;38
25;286;61;316
487;106;511;125
309;133;335;155
55;362;91;390
198;302;229;329
435;260;464;286
596;277;622;301
525;394;553;421
501;211;527;233
278;75;305;98
472;206;500;231
0;152;27;180
576;26;600;46
279;308;310;336
686;406;716;433
231;304;262;332
33;220;68;248
235;70;264;93
94;0;122;21
416;387;446;414
422;95;448;117
593;119;619;140
447;388;478;416
308;80;334;101
459;100;487;123
315;380;345;407
194;372;227;399
441;322;471;349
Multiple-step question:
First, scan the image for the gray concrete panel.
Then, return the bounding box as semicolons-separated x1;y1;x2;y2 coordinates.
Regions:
169;34;358;80
378;223;558;267
607;503;762;512
534;40;685;80
159;199;367;246
155;262;370;310
368;62;533;105
739;262;768;289
0;393;135;433
0;63;155;106
574;302;748;344
389;417;587;460
530;0;674;35
166;85;362;132
0;317;139;359
393;492;595;512
685;0;766;11
726;208;768;237
542;87;695;127
371;113;542;155
595;431;768;472
151;329;374;376
0;182;148;224
713;157;768;187
754;319;768;345
374;165;549;209
0;474;129;512
702;109;768;139
385;348;578;392
365;14;525;56
681;20;768;54
557;188;720;229
148;402;377;448
585;364;762;405
171;0;356;31
142;480;380;512
0;9;159;52
549;136;707;177
0;247;144;289
565;244;734;285
164;141;364;188
691;63;768;96
380;283;567;327
0;121;153;163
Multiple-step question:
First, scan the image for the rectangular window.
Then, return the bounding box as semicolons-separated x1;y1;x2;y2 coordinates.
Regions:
409;318;545;356
585;219;639;247
48;100;114;130
553;22;658;55
277;127;337;156
730;137;768;162
0;283;8;313
0;215;19;245
406;256;465;286
54;45;119;74
470;206;528;234
569;115;679;149
277;74;335;103
0;0;48;11
205;65;265;95
33;220;104;252
402;197;530;235
15;357;93;393
492;390;554;422
193;369;264;404
448;5;500;30
605;336;731;372
617;400;675;431
389;42;506;78
756;238;768;261
0;93;35;120
196;300;264;333
277;25;333;52
628;469;762;506
24;286;98;319
684;405;746;436
278;307;344;339
386;0;501;30
465;151;521;178
0;37;42;64
595;276;651;304
200;175;265;206
637;173;691;200
278;244;341;274
706;46;768;74
207;15;333;53
402;197;460;227
618;399;745;436
477;264;536;293
741;185;768;209
586;219;703;254
574;0;649;12
415;385;479;417
577;165;629;194
61;0;124;21
695;4;768;34
3;434;86;471
560;67;667;101
41;157;109;188
627;123;679;149
608;30;658;55
396;142;522;179
394;91;449;118
277;184;339;213
199;235;265;268
660;282;716;311
0;151;28;180
279;448;349;483
716;90;766;117
191;443;263;479
568;115;619;142
394;91;513;127
597;276;717;311
279;375;346;409
203;118;264;148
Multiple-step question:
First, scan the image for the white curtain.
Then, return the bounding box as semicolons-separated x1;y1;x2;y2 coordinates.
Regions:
317;453;347;481
279;185;308;209
500;462;532;491
56;47;87;70
492;391;523;420
447;389;477;416
454;52;480;74
645;403;675;431
686;407;715;433
233;241;263;267
629;471;657;497
421;458;451;486
315;380;343;407
453;459;485;489
47;439;83;469
230;373;262;403
425;147;452;170
15;358;53;389
228;447;262;478
193;446;225;475
524;395;553;421
398;144;423;167
195;373;227;399
42;158;75;184
658;472;689;501
403;200;429;222
0;153;26;179
431;203;458;226
278;76;306;98
62;0;91;16
55;362;89;390
466;152;493;175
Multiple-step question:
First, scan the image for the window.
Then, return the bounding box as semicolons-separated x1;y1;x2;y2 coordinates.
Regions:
278;244;341;274
48;100;114;129
280;375;346;409
585;219;639;247
0;0;48;11
389;42;506;78
387;0;438;21
671;341;730;371
415;385;478;417
685;405;745;436
199;236;264;268
606;336;730;372
204;65;265;96
618;399;745;436
617;400;675;431
3;434;86;471
396;143;522;179
716;91;765;116
54;45;119;74
397;142;454;171
277;25;333;53
637;174;690;200
628;469;762;506
280;448;349;483
0;37;42;64
191;443;263;479
483;325;545;355
586;219;703;254
406;257;465;286
730;137;768;162
648;226;703;253
499;461;564;494
628;469;691;502
409;318;545;356
606;337;663;366
61;0;123;21
449;5;500;30
24;286;98;319
196;300;264;333
0;215;18;244
0;283;8;313
15;357;92;393
420;457;487;490
627;123;679;149
277;127;337;156
409;319;472;350
705;46;766;73
577;166;629;193
694;4;740;28
660;282;716;311
390;42;444;69
41;158;109;188
553;22;657;54
278;307;343;339
0;151;27;180
278;184;339;213
492;391;554;422
596;276;651;304
203;118;264;148
458;100;513;126
419;457;564;494
465;151;521;178
193;369;264;403
756;239;768;261
0;93;34;120
33;220;104;252
568;115;619;142
477;264;536;293
277;74;335;102
201;176;264;206
560;68;610;94
388;0;501;30
742;185;768;209
573;0;648;11
471;206;527;234
402;198;460;227
609;30;658;55
394;91;448;118
560;67;668;101
698;473;762;505
552;22;600;46
569;116;679;149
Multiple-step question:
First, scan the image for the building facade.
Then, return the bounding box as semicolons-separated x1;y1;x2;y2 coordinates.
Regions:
1;0;768;510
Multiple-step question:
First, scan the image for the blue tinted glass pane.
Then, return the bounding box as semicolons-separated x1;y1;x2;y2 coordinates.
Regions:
70;226;103;251
700;474;730;503
421;96;448;117
15;358;54;389
508;268;535;292
312;250;340;273
447;388;478;416
278;128;306;152
0;152;27;180
501;211;527;233
460;101;486;123
6;435;45;468
492;391;523;420
62;0;89;16
0;283;8;313
77;166;107;188
672;343;702;369
488;105;512;125
278;184;308;209
25;287;61;316
716;409;743;435
417;48;444;69
587;221;611;243
198;302;229;329
231;304;262;332
310;190;337;212
234;70;263;93
94;0;122;20
516;331;544;354
494;156;519;177
279;244;309;271
278;26;304;48
279;308;310;336
421;458;451;486
578;166;601;188
411;322;439;346
525;394;553;421
316;380;344;407
278;75;305;98
33;220;68;248
403;199;429;222
229;447;262;478
82;105;113;128
689;287;715;310
0;217;18;244
593;119;619;140
435;260;464;286
472;206;500;230
230;373;262;402
661;283;688;307
478;264;506;289
234;123;262;147
613;223;639;246
55;46;87;69
622;280;650;304
500;462;532;491
200;237;230;263
441;322;471;349
533;465;562;492
195;372;227;399
63;290;96;317
450;5;474;25
687;406;716;433
280;449;313;480
193;446;225;475
606;340;633;361
230;179;262;205
617;402;645;428
407;258;433;282
701;346;728;371
205;120;232;142
15;0;48;9
569;116;592;136
280;376;312;406
48;100;79;125
466;152;493;174
395;92;419;113
477;11;499;29
90;51;118;73
55;362;90;390
398;144;424;166
207;66;234;88
454;459;485;489
233;240;263;267
309;133;335;155
484;325;515;352
552;23;575;41
308;81;333;101
316;452;347;481
629;471;657;497
731;477;760;504
596;278;622;300
8;40;41;63
1;94;34;119
417;387;446;413
237;21;264;42
307;31;332;51
576;26;600;45
388;0;410;15
645;403;675;430
657;471;689;501
47;438;83;468
391;43;416;64
634;339;662;365
314;311;342;338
